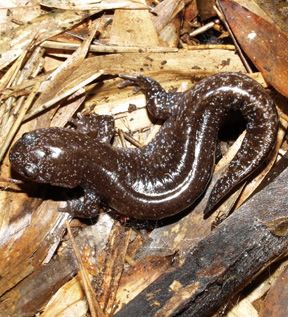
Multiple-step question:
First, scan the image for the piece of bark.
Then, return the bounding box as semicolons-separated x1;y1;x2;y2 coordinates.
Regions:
97;223;132;314
116;255;175;308
0;252;78;317
0;200;70;297
40;275;88;317
116;167;288;317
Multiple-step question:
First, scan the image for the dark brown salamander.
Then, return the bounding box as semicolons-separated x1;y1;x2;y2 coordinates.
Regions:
9;72;278;219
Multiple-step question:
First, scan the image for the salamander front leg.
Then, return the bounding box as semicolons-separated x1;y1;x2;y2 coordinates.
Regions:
59;190;102;218
119;74;182;120
69;113;115;143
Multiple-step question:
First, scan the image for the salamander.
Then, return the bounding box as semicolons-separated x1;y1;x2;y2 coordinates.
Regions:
9;72;278;219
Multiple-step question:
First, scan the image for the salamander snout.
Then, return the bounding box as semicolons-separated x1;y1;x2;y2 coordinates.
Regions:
9;132;40;180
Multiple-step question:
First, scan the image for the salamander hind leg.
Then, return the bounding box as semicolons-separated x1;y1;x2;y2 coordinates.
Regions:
70;113;115;142
119;74;182;120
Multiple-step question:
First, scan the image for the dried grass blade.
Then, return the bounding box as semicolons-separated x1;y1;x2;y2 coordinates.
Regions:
40;0;147;10
40;40;178;53
24;18;103;121
0;82;40;162
0;51;27;91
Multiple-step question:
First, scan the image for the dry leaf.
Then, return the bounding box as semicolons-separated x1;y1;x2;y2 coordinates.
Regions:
110;9;159;47
0;10;91;70
219;0;288;97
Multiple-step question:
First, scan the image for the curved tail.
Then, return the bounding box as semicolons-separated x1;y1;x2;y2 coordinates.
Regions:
203;73;278;217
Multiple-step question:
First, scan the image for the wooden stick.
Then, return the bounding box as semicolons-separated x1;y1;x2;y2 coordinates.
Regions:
214;1;253;73
66;221;105;317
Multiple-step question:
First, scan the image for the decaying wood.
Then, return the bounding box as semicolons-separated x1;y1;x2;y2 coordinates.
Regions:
97;223;132;315
116;166;288;317
40;276;88;317
0;200;71;297
0;213;112;316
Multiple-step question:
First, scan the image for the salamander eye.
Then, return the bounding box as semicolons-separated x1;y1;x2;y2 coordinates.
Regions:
22;132;37;145
23;163;38;178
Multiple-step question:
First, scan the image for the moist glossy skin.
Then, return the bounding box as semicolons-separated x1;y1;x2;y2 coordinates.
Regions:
9;72;278;219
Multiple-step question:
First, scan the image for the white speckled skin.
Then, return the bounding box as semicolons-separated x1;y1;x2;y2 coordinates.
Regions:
9;73;278;219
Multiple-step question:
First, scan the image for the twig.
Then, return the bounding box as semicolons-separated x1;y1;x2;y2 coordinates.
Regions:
189;19;220;37
187;44;235;50
41;40;178;54
122;131;143;148
117;129;127;148
214;1;253;73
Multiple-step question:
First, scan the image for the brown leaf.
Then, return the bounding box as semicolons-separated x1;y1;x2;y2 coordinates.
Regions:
259;265;288;317
219;0;288;97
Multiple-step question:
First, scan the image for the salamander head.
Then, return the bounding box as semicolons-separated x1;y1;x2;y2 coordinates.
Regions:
9;128;84;188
